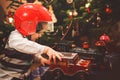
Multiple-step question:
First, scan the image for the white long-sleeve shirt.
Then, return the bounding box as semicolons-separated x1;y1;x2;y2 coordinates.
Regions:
5;30;45;55
0;30;46;79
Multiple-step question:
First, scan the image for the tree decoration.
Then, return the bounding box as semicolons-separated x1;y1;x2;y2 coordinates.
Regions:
66;0;73;4
68;11;73;20
85;2;91;8
86;7;91;13
100;34;111;43
73;9;78;16
95;41;106;47
83;42;89;49
85;2;91;13
105;5;112;14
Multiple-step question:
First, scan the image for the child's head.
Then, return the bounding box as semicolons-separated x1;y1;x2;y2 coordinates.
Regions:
14;3;52;36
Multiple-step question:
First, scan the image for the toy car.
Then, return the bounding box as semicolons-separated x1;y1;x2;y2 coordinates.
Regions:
49;52;91;76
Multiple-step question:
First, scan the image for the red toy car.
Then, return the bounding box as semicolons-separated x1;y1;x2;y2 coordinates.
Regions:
49;52;91;76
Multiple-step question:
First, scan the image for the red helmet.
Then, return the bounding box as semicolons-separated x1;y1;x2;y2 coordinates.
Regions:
14;3;52;36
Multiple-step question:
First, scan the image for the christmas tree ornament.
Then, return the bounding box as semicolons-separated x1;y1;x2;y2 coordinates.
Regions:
100;34;110;43
66;0;73;4
97;16;101;22
95;41;106;47
73;9;78;16
68;11;73;20
105;5;112;14
83;42;89;50
86;19;89;22
86;7;91;13
85;2;91;13
85;3;91;8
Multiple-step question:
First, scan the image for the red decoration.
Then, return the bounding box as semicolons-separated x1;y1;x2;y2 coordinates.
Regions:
87;7;91;13
95;41;106;47
105;7;112;14
99;34;110;43
83;42;89;49
69;15;73;20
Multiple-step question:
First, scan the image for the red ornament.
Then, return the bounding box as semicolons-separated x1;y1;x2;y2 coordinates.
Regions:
99;34;110;43
83;42;89;49
87;7;91;13
95;41;106;47
105;7;112;14
69;15;73;20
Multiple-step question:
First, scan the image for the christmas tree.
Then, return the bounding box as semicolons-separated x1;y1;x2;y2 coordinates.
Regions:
2;0;120;48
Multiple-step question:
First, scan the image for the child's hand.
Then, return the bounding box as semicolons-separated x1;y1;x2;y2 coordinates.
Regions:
44;46;63;64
